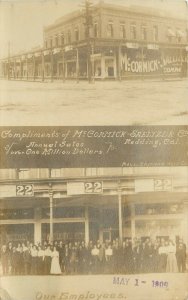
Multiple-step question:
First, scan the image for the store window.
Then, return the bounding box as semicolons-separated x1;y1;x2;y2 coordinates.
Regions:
153;25;158;42
120;23;126;39
0;209;34;220
141;24;147;41
75;27;79;41
107;21;114;38
130;23;137;40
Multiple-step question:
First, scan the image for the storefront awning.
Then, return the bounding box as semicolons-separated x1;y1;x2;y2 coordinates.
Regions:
34;52;41;57
43;50;50;56
167;28;176;37
53;48;61;54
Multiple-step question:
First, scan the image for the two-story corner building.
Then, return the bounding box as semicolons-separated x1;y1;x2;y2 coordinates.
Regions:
0;167;188;248
0;2;188;81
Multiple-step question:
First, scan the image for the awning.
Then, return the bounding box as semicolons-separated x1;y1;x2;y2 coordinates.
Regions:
176;30;185;38
167;28;176;37
34;52;41;57
43;50;50;56
53;48;61;54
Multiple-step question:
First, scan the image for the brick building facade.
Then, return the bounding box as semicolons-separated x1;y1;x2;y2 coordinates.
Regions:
0;2;188;80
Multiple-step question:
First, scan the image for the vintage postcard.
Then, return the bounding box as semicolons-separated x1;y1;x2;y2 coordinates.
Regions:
0;1;188;300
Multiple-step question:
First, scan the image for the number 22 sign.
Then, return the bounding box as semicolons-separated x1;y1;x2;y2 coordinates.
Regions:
84;182;103;194
16;184;34;196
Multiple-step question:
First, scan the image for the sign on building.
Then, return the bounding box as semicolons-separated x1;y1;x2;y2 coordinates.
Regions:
67;181;103;195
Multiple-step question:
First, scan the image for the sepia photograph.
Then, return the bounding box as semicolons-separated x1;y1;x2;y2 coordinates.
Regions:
0;0;188;125
0;0;188;300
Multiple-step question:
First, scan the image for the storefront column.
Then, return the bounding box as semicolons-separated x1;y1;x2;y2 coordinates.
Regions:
34;208;42;244
33;55;36;81
118;187;123;244
20;58;22;79
130;203;136;241
62;50;65;83
49;190;54;243
114;52;117;79
99;208;103;242
41;51;45;82
26;57;28;80
51;50;54;82
101;52;106;79
76;48;79;83
118;44;122;81
85;206;89;245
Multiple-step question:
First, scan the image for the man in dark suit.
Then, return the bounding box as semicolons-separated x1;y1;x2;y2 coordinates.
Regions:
176;240;186;272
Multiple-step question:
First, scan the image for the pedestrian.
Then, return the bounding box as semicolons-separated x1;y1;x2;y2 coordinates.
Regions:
0;245;8;275
166;240;178;273
50;246;61;275
44;245;52;275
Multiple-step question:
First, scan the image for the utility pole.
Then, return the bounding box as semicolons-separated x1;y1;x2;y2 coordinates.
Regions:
8;41;10;80
82;0;93;83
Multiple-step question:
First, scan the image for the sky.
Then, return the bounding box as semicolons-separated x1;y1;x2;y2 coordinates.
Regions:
0;0;187;59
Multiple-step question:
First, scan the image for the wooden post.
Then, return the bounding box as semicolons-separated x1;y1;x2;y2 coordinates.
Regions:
49;190;53;244
76;47;79;83
51;49;54;82
41;51;45;82
85;206;89;245
118;185;123;244
118;44;122;81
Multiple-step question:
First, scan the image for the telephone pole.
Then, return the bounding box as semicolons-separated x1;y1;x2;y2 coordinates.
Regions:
82;0;93;83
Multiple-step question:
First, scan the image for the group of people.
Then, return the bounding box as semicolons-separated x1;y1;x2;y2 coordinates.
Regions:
0;237;187;276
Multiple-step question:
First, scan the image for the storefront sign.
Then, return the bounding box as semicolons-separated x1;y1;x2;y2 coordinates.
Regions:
121;48;187;76
147;44;159;50
0;126;188;168
135;178;172;193
16;184;34;196
67;181;103;195
64;45;73;52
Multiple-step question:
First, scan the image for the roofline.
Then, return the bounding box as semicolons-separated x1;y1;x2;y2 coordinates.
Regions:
44;2;187;33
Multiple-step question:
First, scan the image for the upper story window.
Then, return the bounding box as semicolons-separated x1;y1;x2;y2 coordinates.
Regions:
50;37;53;48
55;35;58;47
167;27;175;43
120;23;126;39
141;24;147;41
61;33;65;46
45;40;48;49
153;25;158;42
75;27;79;41
67;30;71;44
130;23;137;40
176;28;184;43
94;22;98;38
107;21;114;38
